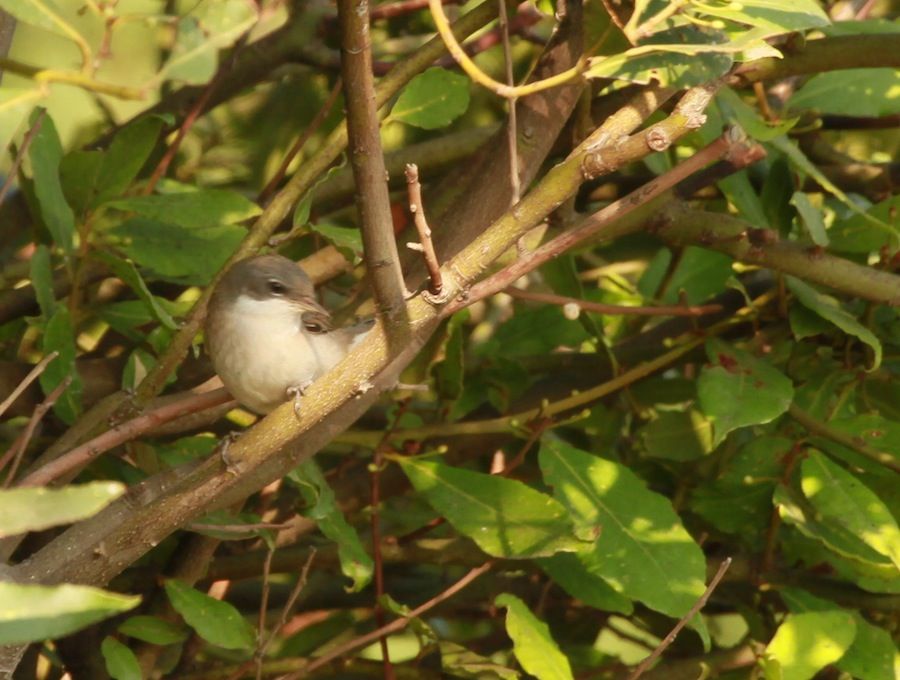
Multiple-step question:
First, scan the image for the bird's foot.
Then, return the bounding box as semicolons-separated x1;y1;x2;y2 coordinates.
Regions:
286;381;314;420
216;431;243;475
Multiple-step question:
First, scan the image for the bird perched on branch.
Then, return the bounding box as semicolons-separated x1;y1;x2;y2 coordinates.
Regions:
205;254;372;414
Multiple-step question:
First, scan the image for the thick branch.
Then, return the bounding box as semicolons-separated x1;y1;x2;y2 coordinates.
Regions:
732;34;900;84
657;204;900;306
338;0;408;330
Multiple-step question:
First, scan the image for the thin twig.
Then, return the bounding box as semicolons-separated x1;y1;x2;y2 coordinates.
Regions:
369;402;410;680
187;521;294;534
789;404;900;474
449;128;747;314
17;388;235;487
256;548;276;680
370;0;461;20
2;375;72;486
278;561;494;679
258;78;344;205
404;164;443;295
627;557;733;680
142;48;239;195
504;287;723;317
0;350;58;419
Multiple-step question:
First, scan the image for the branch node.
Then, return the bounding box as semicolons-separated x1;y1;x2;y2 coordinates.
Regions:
646;126;672;152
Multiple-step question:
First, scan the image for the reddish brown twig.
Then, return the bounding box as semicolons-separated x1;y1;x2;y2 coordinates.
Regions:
143;36;251;195
0;109;46;207
627;557;733;680
258;78;344;205
17;388;235;487
279;560;494;679
0;350;58;419
370;0;462;20
404;164;443;296
448;129;761;314
2;375;72;486
504;287;723;317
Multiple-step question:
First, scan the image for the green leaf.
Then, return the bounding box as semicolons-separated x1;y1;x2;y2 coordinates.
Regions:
775;485;893;567
94;115;168;205
771;136;899;243
396;456;585;559
0;0;88;43
27;110;75;254
538;440;710;644
639;409;714;461
643;247;734;305
790;69;900;117
101;636;141;680
537;553;633;615
107;189;260;228
0;582;140;644
836;613;900;680
716;88;799;142
692;436;788;538
495;593;573;680
119;615;188;645
164;579;255;650
59;150;103;216
0;482;124;537
789;192;828;246
287;460;373;592
787;277;882;371
39;306;83;423
780;586;900;679
309;223;363;260
801;451;900;571
697;338;794;446
440;641;521;680
390;67;471;130
29;244;56;319
762;611;856;680
109;218;246;285
697;0;829;34
158;0;259;84
829;194;900;253
96;252;179;329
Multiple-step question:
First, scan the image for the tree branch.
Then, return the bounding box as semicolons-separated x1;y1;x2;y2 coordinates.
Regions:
338;0;408;333
656;204;900;306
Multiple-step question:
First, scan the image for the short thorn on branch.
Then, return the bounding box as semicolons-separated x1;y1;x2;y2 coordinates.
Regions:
404;163;445;299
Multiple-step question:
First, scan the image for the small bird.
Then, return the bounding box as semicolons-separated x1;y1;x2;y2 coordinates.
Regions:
205;254;372;414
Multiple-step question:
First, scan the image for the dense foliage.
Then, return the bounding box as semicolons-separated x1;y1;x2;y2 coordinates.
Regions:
0;0;898;678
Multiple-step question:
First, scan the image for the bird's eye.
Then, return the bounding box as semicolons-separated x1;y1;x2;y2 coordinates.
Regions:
303;320;326;333
267;279;287;295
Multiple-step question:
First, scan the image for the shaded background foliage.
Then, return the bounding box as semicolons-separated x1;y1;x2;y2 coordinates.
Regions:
0;0;899;679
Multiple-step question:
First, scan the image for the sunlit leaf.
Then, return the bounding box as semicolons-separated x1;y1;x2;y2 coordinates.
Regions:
762;611;856;680
538;440;710;645
0;582;139;644
496;593;573;680
396;456;586;559
391;68;471;130
801;451;900;571
0;482;124;537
